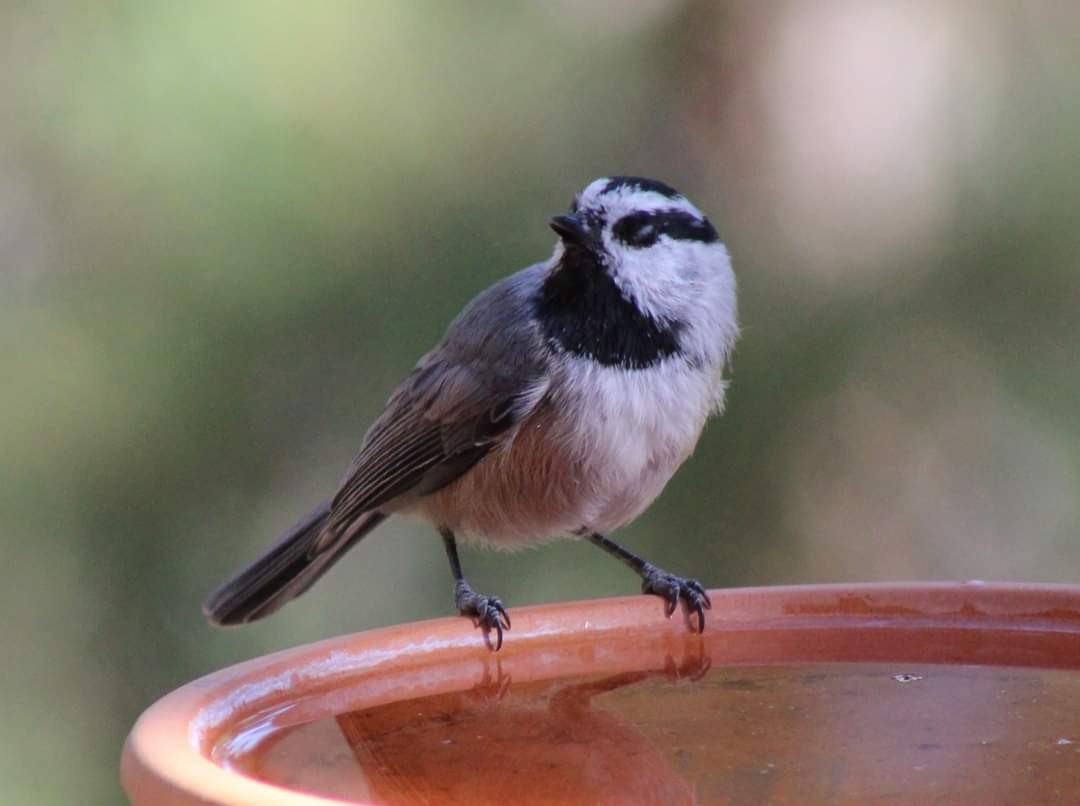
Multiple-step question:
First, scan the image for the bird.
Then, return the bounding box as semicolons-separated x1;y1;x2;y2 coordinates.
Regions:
203;176;739;650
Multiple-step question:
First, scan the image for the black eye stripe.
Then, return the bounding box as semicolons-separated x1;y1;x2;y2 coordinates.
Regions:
612;211;719;248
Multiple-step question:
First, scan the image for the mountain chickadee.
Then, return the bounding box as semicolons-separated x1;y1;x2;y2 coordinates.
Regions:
204;176;739;649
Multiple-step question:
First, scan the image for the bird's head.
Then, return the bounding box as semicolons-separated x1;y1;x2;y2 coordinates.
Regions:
540;176;737;370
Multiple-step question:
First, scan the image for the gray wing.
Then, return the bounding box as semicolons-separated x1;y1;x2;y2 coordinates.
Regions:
318;265;550;546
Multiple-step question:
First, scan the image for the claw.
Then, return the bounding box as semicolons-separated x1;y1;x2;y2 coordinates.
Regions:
455;585;512;651
489;616;504;651
494;600;511;630
686;579;712;610
666;588;679;617
641;567;712;634
692;599;706;633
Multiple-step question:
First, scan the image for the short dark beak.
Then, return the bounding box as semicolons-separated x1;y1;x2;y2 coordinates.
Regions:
549;214;599;252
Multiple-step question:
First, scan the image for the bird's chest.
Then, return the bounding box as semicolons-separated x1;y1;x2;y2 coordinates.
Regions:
553;361;719;528
419;360;720;543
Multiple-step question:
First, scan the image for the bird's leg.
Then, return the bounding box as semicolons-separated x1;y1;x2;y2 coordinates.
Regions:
440;527;511;650
580;530;711;633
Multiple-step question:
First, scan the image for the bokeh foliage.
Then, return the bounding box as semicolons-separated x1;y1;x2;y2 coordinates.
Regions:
1;3;1078;803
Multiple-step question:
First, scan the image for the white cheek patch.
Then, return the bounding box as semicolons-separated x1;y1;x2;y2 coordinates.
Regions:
606;239;689;318
610;240;738;371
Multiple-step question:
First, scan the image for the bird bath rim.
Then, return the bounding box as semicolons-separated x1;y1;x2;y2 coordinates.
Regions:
121;582;1080;806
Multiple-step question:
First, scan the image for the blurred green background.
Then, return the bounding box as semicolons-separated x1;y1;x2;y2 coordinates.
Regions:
3;2;1079;803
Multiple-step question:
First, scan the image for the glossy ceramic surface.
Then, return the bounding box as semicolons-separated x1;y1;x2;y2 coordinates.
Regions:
122;583;1080;805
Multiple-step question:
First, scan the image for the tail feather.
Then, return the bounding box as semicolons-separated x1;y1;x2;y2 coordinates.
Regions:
202;502;386;626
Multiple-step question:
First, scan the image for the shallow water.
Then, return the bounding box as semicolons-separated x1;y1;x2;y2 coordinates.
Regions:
215;661;1080;804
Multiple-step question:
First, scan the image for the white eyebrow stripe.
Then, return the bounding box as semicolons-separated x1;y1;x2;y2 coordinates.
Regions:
604;194;702;223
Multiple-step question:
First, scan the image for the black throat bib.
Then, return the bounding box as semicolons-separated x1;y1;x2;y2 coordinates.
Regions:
534;247;682;370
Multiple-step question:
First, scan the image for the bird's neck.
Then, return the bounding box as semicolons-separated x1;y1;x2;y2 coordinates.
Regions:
534;249;683;370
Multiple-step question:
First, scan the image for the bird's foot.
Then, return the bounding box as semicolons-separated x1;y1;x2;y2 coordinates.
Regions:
640;565;712;633
455;580;511;651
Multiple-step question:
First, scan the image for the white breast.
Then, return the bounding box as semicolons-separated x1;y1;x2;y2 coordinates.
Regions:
550;357;725;533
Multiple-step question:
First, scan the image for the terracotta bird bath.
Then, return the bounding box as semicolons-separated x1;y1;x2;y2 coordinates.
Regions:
122;583;1080;804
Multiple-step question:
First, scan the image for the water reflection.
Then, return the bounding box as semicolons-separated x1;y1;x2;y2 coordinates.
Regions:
336;655;710;805
220;658;1080;805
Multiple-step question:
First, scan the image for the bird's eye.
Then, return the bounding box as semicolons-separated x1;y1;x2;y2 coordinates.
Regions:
612;213;660;249
632;223;657;246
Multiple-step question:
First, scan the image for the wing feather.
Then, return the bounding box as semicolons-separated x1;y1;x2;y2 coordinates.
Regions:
315;264;551;551
319;367;548;548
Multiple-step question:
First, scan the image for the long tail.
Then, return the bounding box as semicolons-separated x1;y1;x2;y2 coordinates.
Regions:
202;502;387;626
